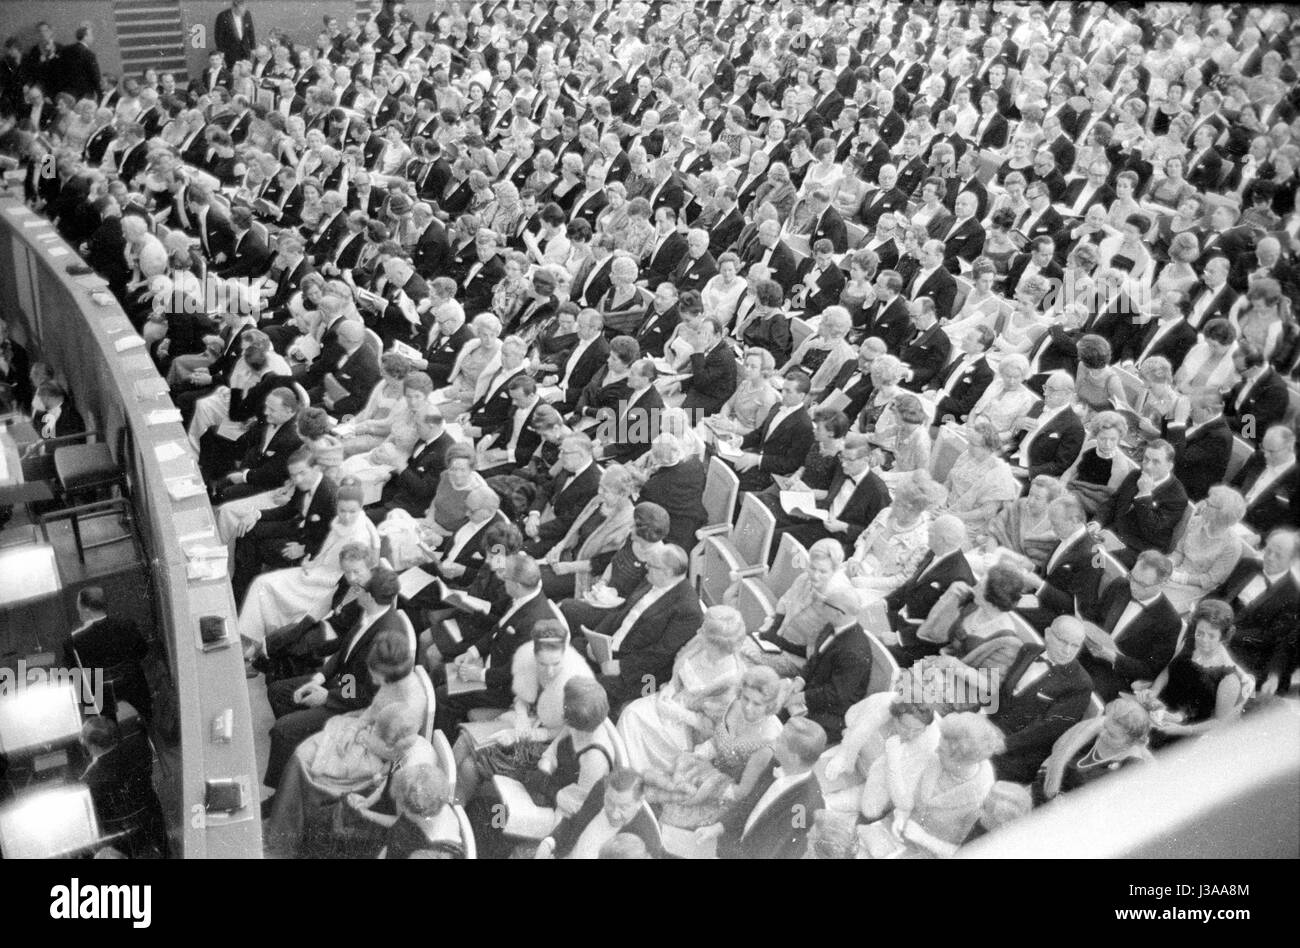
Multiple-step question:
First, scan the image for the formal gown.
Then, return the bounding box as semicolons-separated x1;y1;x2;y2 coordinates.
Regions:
618;641;745;773
238;515;381;641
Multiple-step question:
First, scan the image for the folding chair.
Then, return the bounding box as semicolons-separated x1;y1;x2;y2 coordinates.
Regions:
734;577;777;634
789;316;814;354
693;494;777;606
864;630;901;697
928;425;968;484
764;534;807;600
1224;436;1254;483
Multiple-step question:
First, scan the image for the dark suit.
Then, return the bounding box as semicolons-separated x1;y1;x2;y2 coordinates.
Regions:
1018;406;1086;479
1024;530;1105;629
632;303;679;359
437;589;563;731
530;462;602;552
861;296;911;352
859;186;909;229
783;469;890;551
1119;318;1198;373
907;266;958;323
595;578;704;706
801;622;873;743
1233;457;1299;533
548;778;664;858
990;646;1093;782
1226;369;1288;443
897;324;952;391
422;323;474;389
637;457;708;551
1082;581;1181;700
929;355;994;424
738;405;815;492
1097;472;1190;564
317;346;381;418
939;218;986;272
793;257;847;317
681;342;738;417
377;430;456;518
741;239;799;293
63;617;151;723
219;228;273;280
1220;563;1300;683
209;418;302;495
886;551;976;634
600;387;665;464
215;6;257;67
233;477;339;600
671;251;719;295
265;605;407;786
1171;416;1233;502
642;231;689;290
717;767;823;860
556;336;611;411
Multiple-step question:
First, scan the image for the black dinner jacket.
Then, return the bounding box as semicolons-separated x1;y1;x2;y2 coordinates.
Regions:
320;607;408;712
233;420;304;491
907;265;958;323
593;578;704;699
258;477;339;557
897;324;952;391
989;646;1093;781
1232;455;1299;533
534;462;603;547
793;257;847;317
1171;416;1233;502
1225;368;1288;441
1117;318;1198;371
1097;472;1190;555
423;323;475;389
642;231;689;288
549;777;663;858
717;768;823;860
381;430;456;517
818;469;890;545
558;336;612;407
1082;580;1181;700
681;342;738;417
801;623;873;743
740;405;816;485
1033;530;1104;622
601;386;665;464
632;303;679;359
1018;405;1085;479
928;354;994;423
671;250;719;295
861;295;911;352
886;550;976;628
321;347;381;418
1217;561;1300;681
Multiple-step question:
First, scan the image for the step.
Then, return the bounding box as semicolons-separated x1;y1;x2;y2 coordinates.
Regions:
114;1;182;11
115;16;185;30
116;28;187;40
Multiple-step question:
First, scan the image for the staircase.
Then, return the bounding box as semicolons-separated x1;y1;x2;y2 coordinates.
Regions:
113;0;189;84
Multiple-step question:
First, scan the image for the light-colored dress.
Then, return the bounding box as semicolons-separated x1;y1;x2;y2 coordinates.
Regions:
986;499;1058;568
945;454;1019;536
819;691;942;815
968;382;1039;443
238;515;381;641
717;381;780;433
850;509;933;595
901;757;996;856
644;699;783;829
618;639;746;773
701;275;747;325
338;381;406;456
1163;515;1245;613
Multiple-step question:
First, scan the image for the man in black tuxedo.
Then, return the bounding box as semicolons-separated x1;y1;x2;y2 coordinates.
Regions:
698;718;827;860
58;24;101;102
588;545;703;709
525;433;602;553
670;228;719;295
1094;440;1190;567
1080;552;1181;701
632;282;680;358
789;584;874;743
421;297;474;388
938;191;986;273
641;206;690;289
63;588;151;723
372;409;455;520
734;372;815;492
314;320;380;419
536;769;665;859
859;162;910;229
1226;344;1289;442
1060;159;1117;219
1222;529;1300;694
1115;293;1198;372
897;297;952;391
434;554;563;733
264;568;407;788
208;387;303;502
928;325;995;425
804;190;849;253
1003;235;1064;301
945;152;989;222
906;239;958;324
215;0;256;68
217;206;274;279
1010;372;1085;479
681;316;738;419
792;239;847;317
782;433;890;550
548;310;611;415
1018;495;1104;631
1171;391;1233;502
883;514;975;647
860;270;911;351
818;339;886;422
1234;427;1300;533
740;219;799;293
231;447;339;603
1187;257;1238;330
989;616;1093;782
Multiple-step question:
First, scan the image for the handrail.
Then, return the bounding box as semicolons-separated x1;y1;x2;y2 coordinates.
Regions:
0;194;262;858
